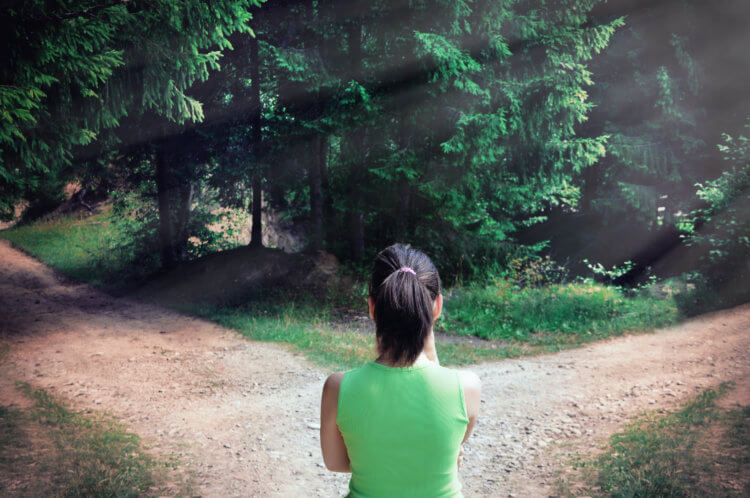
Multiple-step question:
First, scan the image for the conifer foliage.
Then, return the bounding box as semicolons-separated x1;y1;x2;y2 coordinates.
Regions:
269;0;623;273
6;0;744;286
0;0;258;219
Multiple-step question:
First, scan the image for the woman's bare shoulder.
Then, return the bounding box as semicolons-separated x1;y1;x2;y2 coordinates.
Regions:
323;371;346;392
321;372;346;417
457;369;481;421
457;369;481;391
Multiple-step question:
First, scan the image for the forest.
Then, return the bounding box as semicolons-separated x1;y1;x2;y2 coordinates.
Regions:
0;1;748;496
2;0;749;312
0;1;748;298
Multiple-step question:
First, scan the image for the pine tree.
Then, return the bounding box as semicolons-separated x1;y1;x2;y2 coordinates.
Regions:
1;1;262;267
0;1;258;210
581;0;750;228
298;0;622;273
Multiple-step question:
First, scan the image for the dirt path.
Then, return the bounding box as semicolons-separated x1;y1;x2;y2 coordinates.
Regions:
0;239;748;497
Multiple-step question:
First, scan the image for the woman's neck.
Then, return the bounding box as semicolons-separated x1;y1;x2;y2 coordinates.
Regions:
376;329;439;367
376;351;431;367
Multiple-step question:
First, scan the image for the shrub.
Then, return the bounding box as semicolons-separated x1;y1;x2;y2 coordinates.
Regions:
441;279;677;341
507;254;570;287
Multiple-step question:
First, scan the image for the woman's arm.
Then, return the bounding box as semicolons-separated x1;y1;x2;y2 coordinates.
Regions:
320;372;351;472
460;370;482;442
457;370;482;469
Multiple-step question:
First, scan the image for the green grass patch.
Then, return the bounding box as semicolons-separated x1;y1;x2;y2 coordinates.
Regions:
440;280;679;345
565;383;749;497
2;212;682;370
180;294;644;370
180;300;525;370
187;301;375;371
0;405;27;469
0;208;156;291
0;382;182;497
187;283;680;368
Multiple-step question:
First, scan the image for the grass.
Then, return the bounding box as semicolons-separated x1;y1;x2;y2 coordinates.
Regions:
2;211;682;370
561;383;749;497
441;280;679;344
0;382;181;497
186;301;375;371
0;207;157;291
179;275;679;370
181;300;527;370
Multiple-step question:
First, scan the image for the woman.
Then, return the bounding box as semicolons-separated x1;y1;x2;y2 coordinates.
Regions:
320;243;482;497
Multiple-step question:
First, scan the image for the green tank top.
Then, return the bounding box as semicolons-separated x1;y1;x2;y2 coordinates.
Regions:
337;361;469;498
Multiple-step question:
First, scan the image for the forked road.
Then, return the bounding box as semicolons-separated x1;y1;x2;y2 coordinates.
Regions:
0;239;748;496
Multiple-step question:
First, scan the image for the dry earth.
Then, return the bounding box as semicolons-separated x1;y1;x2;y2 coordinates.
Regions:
0;239;748;497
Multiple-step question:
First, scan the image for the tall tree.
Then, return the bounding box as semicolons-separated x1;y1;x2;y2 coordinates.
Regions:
0;1;261;267
307;0;325;251
248;27;264;248
254;0;342;252
521;0;750;280
344;4;366;260
306;0;622;273
680;125;750;313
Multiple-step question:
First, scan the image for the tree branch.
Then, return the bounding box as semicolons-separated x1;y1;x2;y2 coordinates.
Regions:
37;0;133;23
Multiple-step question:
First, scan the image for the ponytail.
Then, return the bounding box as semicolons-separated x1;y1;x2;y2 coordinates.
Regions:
369;244;441;365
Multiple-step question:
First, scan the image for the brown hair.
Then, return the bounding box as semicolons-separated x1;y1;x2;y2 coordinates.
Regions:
368;243;441;364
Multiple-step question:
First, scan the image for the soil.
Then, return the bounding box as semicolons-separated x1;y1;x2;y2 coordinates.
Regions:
0;239;747;497
134;245;350;307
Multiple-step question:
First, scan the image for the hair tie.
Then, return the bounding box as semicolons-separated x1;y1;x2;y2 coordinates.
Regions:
397;266;416;275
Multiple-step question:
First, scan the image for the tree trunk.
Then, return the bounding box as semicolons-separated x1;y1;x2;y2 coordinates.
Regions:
250;174;262;247
395;117;412;240
395;176;411;240
155;141;177;269
248;30;263;248
320;134;330;214
346;15;366;260
304;0;324;252
309;135;324;251
350;211;365;260
176;181;194;260
320;136;336;249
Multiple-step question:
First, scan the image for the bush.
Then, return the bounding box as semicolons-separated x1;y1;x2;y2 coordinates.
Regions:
440;279;678;341
109;189;246;273
507;254;570;287
19;170;68;222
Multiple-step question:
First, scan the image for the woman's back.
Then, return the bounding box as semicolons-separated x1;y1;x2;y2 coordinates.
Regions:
320;244;480;496
337;361;469;498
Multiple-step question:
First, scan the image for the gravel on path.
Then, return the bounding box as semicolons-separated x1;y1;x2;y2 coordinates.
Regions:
0;239;747;497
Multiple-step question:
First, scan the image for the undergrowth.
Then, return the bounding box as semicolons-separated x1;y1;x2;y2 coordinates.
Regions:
0;383;180;497
2;212;682;370
441;280;679;343
561;383;749;497
0;208;156;291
